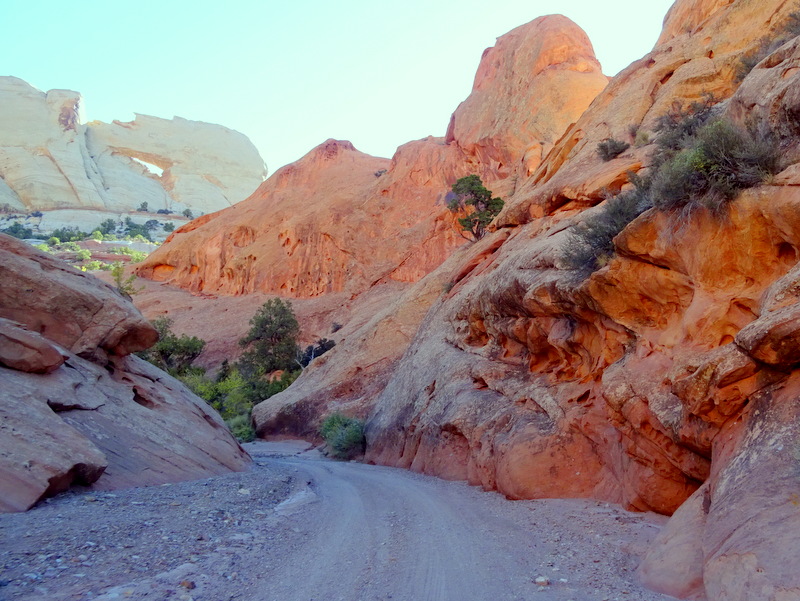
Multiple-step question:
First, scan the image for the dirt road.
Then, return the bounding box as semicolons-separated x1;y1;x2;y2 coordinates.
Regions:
0;441;676;600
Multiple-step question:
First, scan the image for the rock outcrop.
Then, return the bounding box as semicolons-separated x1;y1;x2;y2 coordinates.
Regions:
0;234;250;513
126;1;800;598
0;76;266;220
250;1;800;599
136;16;607;299
498;0;797;225
446;14;608;185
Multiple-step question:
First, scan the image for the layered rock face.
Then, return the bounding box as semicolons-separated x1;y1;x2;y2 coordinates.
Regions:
252;1;800;599
0;76;266;218
0;234;250;513
136;16;607;299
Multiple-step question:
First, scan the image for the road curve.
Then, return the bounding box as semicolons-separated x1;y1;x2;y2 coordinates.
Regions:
251;442;674;601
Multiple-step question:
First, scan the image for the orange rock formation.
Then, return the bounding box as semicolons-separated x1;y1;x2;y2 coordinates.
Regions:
252;1;800;599
136;15;607;300
141;2;800;598
0;234;250;512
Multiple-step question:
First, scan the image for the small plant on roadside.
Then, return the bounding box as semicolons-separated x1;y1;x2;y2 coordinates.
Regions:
226;413;255;442
597;138;630;161
319;413;366;460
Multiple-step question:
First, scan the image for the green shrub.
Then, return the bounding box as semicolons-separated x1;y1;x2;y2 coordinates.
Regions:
111;261;142;299
84;260;111;271
319;413;365;460
163;222;175;232
90;230;103;241
238;298;300;376
561;178;652;275
123;217;153;241
136;305;302;441
47;236;60;246
1;222;33;239
562;101;781;278
651;118;780;214
49;227;87;242
652;95;717;160
226;413;255;442
75;249;92;261
446;174;504;241
98;219;117;235
139;316;206;374
634;130;651;147
298;338;336;367
597;138;630;161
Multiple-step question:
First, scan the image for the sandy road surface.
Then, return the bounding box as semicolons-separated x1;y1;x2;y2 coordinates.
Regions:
0;441;676;601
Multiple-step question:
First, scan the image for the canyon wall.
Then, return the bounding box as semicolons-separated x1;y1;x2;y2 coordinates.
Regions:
251;1;800;599
0;234;251;512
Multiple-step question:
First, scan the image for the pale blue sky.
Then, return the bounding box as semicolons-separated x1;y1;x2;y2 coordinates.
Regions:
2;0;675;174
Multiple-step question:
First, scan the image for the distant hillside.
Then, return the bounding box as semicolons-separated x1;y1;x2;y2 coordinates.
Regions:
0;76;267;235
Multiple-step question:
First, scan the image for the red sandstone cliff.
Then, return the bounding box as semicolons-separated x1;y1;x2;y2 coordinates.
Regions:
251;1;800;599
136;15;608;300
132;2;800;598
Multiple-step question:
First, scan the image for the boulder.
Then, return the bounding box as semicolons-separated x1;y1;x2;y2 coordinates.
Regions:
0;234;157;362
0;233;250;512
445;14;608;185
0;318;66;373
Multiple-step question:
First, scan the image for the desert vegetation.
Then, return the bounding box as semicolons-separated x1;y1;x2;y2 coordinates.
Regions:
138;299;334;442
446;175;504;241
562;96;782;276
597;138;630;161
319;413;366;459
1;214;175;244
